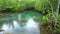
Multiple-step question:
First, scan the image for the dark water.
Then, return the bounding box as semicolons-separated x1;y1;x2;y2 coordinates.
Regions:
0;11;43;34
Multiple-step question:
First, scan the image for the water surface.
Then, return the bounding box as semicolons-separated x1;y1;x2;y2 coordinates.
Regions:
0;11;43;34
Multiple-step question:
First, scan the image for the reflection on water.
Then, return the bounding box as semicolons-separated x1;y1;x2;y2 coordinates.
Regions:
0;11;43;34
0;17;40;34
24;17;40;34
2;24;13;31
25;18;39;28
13;20;21;29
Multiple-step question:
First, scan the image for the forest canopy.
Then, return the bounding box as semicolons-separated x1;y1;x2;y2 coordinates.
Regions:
0;0;58;13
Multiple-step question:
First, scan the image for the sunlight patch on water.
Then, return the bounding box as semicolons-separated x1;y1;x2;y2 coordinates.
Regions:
24;17;40;34
26;17;39;28
0;17;40;34
2;24;13;32
13;20;20;29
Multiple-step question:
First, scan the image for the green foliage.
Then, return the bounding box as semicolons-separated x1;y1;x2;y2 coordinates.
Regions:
35;0;49;11
53;14;60;34
35;0;58;13
0;0;36;11
0;0;6;10
49;0;58;11
0;0;58;12
41;13;52;25
0;0;26;11
57;14;60;21
23;0;35;8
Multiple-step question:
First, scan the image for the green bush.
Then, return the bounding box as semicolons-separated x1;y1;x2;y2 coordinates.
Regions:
35;0;49;11
0;0;26;11
52;14;60;34
23;0;35;9
35;0;58;13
